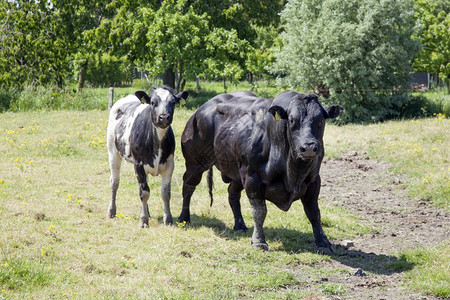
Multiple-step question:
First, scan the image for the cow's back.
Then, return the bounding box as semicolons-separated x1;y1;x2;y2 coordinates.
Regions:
107;95;147;163
181;92;272;181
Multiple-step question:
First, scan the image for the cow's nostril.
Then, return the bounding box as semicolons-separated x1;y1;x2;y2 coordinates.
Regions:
313;146;318;152
300;147;307;153
159;115;170;122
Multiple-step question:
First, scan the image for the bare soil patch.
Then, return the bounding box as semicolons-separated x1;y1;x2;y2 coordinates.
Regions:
317;152;449;299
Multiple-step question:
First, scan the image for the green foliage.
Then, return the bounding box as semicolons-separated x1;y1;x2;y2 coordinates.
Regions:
403;91;450;118
323;91;410;124
274;0;420;123
202;28;249;86
84;54;133;87
0;1;71;88
144;0;209;82
0;89;17;113
6;86;135;112
413;0;450;88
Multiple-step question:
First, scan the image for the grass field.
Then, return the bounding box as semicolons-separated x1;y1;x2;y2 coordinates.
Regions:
0;88;448;298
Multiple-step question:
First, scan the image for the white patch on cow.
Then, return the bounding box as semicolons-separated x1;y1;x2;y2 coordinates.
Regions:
154;88;173;118
155;126;169;141
108;95;150;163
155;87;172;102
143;149;168;177
254;108;265;123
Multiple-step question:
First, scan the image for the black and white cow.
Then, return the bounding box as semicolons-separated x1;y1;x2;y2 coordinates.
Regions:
107;86;188;227
178;91;343;251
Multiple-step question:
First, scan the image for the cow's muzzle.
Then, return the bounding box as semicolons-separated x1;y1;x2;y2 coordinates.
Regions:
157;114;172;128
299;142;319;159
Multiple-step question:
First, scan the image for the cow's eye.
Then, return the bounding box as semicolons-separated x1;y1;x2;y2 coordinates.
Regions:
150;101;156;106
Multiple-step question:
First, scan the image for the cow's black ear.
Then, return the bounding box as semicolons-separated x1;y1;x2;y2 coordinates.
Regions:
177;91;189;100
325;105;343;119
268;106;288;121
176;91;189;101
135;91;151;104
175;91;189;106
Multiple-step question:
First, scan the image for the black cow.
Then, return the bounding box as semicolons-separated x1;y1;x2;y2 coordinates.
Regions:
107;86;188;227
178;91;343;251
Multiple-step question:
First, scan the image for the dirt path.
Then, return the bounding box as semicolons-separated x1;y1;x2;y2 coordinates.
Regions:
317;152;449;299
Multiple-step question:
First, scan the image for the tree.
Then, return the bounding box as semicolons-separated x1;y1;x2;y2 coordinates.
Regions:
413;0;450;90
0;1;71;89
107;0;285;89
51;0;119;91
107;0;209;89
201;28;249;90
273;0;420;123
189;0;285;83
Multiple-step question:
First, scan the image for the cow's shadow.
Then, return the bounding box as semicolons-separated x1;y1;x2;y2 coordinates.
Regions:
175;215;415;276
262;226;415;275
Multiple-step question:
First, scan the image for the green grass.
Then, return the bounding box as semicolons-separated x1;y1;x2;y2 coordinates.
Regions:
325;115;449;210
386;241;450;298
0;109;371;299
0;85;448;298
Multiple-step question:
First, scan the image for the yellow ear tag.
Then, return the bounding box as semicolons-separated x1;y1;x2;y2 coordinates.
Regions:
274;111;282;121
179;98;186;106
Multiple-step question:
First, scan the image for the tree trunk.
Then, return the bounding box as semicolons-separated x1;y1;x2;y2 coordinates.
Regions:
223;77;227;91
176;72;182;92
162;67;175;89
77;59;89;92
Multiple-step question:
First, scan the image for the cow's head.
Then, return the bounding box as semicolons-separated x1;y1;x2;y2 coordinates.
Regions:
135;87;189;129
268;92;343;160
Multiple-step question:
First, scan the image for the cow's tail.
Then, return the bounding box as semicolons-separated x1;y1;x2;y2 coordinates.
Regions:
208;168;214;207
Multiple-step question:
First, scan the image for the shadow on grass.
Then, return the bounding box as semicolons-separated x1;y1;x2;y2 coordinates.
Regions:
265;226;415;275
266;226;416;275
173;214;416;275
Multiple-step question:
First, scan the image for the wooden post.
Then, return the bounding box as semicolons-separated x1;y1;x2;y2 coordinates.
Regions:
108;87;114;110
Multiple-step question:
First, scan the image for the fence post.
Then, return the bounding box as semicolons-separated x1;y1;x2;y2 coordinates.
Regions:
108;87;114;110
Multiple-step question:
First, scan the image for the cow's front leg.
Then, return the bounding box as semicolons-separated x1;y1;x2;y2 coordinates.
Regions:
244;171;268;250
301;176;332;253
160;157;174;225
135;164;150;228
249;198;268;251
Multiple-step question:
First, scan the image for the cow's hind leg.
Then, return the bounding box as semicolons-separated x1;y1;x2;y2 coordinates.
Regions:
178;165;204;224
228;181;247;232
135;164;150;228
301;176;332;254
108;151;122;219
160;157;174;225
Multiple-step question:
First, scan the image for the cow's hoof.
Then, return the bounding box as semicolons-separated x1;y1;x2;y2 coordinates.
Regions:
177;217;190;224
139;220;149;228
234;221;248;232
252;242;269;251
314;245;334;255
164;214;173;226
107;207;116;219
